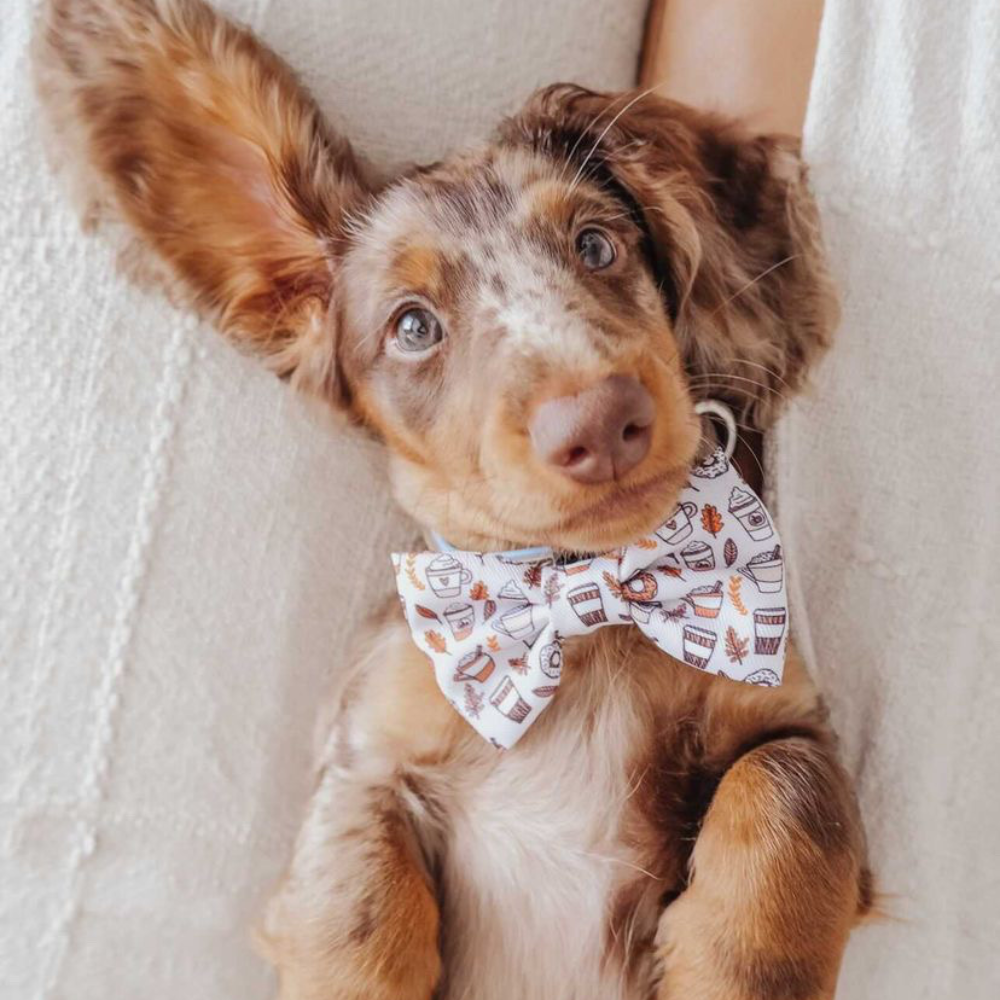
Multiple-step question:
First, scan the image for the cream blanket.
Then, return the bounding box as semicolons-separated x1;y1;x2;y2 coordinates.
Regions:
0;2;647;997
3;0;997;996
776;0;1000;995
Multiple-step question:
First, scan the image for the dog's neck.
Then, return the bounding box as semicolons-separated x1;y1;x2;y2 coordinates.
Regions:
421;527;571;561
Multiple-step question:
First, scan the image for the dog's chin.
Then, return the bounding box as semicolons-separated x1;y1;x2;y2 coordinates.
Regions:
396;456;690;554
539;471;687;553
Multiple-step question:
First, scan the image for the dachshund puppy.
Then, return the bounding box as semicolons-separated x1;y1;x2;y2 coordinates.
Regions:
36;2;870;998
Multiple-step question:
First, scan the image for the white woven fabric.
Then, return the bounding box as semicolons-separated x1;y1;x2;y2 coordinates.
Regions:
0;2;647;998
775;0;1000;995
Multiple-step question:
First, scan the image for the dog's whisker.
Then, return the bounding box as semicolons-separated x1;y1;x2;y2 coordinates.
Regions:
710;254;800;315
688;373;786;399
568;84;663;193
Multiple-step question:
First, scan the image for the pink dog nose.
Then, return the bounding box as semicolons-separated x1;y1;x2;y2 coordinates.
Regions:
529;375;655;484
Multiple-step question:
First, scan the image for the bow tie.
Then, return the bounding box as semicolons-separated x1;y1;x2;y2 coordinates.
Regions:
393;449;788;749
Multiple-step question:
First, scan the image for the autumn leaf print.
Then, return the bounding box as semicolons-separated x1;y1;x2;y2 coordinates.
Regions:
470;581;489;601
543;573;563;606
486;634;501;653
723;538;738;568
463;683;485;719
658;564;683;578
523;561;544;589
425;630;448;654
728;575;748;616
405;554;425;591
483;599;497;622
509;655;529;675
659;604;688;622
532;686;558;698
415;605;441;622
725;626;750;665
701;504;723;537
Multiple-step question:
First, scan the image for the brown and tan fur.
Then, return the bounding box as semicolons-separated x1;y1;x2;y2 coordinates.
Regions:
35;2;870;998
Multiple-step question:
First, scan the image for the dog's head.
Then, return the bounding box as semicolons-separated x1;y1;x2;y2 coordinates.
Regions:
39;0;836;552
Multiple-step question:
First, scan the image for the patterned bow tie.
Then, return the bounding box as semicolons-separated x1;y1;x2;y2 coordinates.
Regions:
393;449;788;749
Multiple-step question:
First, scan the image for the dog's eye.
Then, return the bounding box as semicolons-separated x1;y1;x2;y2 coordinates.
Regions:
394;307;443;352
575;228;616;270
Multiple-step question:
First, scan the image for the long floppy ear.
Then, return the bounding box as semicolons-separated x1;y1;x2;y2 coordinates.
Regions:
503;85;839;429
35;0;368;397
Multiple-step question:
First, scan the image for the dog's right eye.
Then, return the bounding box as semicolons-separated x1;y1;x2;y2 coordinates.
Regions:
394;307;443;353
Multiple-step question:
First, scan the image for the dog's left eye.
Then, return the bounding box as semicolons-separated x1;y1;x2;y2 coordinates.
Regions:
575;228;616;270
394;307;443;352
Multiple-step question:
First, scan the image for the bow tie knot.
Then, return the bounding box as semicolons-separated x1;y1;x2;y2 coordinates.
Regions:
394;449;788;749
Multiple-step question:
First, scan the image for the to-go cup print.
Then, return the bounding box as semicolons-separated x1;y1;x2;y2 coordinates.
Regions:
728;486;774;541
753;607;787;654
682;625;718;667
425;554;473;597
567;583;608;626
490;675;531;722
656;501;698;545
444;602;475;639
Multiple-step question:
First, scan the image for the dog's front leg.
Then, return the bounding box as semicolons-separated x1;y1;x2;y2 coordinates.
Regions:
260;767;441;1000
654;735;870;1000
259;618;460;1000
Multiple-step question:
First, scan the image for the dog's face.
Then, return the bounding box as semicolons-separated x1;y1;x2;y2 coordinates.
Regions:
39;0;836;551
338;145;696;551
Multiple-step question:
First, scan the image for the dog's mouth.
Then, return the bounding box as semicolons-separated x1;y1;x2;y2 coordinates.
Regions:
459;463;689;554
542;466;689;551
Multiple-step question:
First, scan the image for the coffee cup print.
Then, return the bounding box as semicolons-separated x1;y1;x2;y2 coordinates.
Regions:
728;486;774;541
425;554;472;598
495;603;539;641
680;541;715;571
490;675;531;722
682;625;718;668
567;582;608;627
444;602;475;640
630;601;658;624
656;501;698;546
563;559;594;576
684;581;724;618
753;607;787;655
740;546;784;593
493;581;539;640
454;646;496;683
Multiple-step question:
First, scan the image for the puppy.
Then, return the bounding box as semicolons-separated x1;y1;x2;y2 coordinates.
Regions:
36;2;870;998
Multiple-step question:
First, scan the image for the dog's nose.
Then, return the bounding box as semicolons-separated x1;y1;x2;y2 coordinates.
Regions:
529;375;655;484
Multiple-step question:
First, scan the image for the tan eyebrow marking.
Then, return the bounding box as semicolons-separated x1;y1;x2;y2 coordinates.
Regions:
389;243;444;299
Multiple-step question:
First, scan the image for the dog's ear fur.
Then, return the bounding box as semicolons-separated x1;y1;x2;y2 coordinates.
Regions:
503;85;838;429
35;0;368;398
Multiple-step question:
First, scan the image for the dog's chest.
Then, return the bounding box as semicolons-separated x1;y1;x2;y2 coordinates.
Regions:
423;660;666;1000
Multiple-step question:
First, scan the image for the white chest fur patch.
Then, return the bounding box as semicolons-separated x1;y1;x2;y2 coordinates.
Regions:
420;672;660;1000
